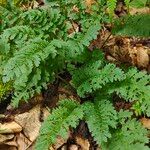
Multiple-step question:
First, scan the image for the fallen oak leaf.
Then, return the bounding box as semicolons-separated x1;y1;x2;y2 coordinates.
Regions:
14;105;49;142
0;134;14;144
136;46;149;68
140;118;150;130
0;121;22;134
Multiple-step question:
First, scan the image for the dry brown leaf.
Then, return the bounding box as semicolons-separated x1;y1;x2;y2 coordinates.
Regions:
16;133;32;150
61;145;67;150
106;55;117;63
0;145;17;150
128;46;137;65
32;1;39;8
147;48;150;55
72;5;79;12
129;7;150;15
85;0;95;13
68;22;79;37
52;136;67;149
69;144;79;150
136;46;149;68
5;141;18;147
49;146;55;150
140;118;150;129
0;122;22;134
85;0;95;7
0;134;14;144
14;105;50;142
75;136;90;150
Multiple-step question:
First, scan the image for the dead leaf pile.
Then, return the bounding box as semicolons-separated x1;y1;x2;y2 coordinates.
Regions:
0;105;49;150
107;36;150;69
90;29;150;71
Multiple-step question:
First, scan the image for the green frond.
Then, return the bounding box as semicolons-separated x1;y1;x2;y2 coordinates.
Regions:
0;25;35;42
3;38;56;82
0;6;21;32
129;0;147;8
79;20;101;46
1;2;150;149
72;61;125;97
2;38;57;106
112;14;150;37
20;8;64;36
43;39;84;61
110;68;150;116
124;0;130;7
107;0;117;17
102;117;149;150
83;99;117;145
0;37;10;56
35;99;83;150
0;25;36;54
72;54;150;116
117;109;133;124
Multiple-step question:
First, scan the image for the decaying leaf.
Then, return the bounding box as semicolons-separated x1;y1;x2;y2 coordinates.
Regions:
0;122;22;134
69;144;79;150
4;140;18;147
0;134;14;144
16;133;32;150
129;7;150;15
85;0;95;7
141;118;150;130
136;46;149;68
0;145;17;150
75;136;90;150
52;136;67;149
14;105;49;142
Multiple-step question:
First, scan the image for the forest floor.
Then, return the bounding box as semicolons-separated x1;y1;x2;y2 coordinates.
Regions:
0;1;150;150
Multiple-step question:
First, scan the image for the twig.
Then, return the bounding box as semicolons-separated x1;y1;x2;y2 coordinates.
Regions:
57;75;76;92
101;33;112;49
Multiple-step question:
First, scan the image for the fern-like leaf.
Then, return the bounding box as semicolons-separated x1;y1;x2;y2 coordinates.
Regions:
3;38;56;83
2;38;57;106
107;0;117;17
112;14;150;37
35;99;84;150
129;0;147;8
107;68;150;116
102;118;149;150
72;60;125;97
83;99;117;145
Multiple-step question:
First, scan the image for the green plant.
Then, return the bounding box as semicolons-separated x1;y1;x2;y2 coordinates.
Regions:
112;0;150;38
0;0;106;106
36;49;150;149
125;0;148;8
36;98;149;150
0;77;12;101
107;0;117;18
102;110;149;150
0;0;150;149
112;14;150;37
